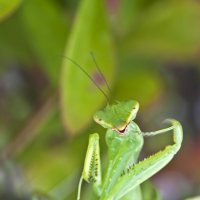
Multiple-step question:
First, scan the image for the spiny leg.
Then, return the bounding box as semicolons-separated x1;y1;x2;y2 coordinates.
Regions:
77;133;101;200
103;119;183;200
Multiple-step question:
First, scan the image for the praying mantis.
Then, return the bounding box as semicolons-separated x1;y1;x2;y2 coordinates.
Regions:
77;101;183;200
64;55;183;200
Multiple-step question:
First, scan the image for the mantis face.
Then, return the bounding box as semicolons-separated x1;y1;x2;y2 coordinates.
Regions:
94;100;139;133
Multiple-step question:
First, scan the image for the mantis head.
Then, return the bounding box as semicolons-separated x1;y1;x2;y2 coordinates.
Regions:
94;100;139;134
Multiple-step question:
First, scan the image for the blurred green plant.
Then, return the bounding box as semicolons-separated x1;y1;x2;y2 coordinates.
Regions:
60;0;115;133
0;0;199;199
20;0;68;84
117;0;200;60
0;0;22;22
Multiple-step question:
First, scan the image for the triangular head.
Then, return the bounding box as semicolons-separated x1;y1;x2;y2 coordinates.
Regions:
93;100;139;134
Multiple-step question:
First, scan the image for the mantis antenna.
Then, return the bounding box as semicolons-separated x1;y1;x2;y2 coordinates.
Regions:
63;55;110;102
90;52;112;94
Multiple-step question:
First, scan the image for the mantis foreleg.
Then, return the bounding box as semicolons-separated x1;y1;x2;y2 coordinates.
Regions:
103;119;183;200
77;133;101;200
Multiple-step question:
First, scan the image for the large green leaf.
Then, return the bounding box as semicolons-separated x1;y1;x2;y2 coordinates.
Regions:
61;0;115;133
0;0;22;22
20;0;68;84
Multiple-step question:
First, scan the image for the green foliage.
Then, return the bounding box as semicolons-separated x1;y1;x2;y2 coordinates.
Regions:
118;0;200;59
20;0;68;84
0;0;22;22
60;0;115;133
0;0;199;199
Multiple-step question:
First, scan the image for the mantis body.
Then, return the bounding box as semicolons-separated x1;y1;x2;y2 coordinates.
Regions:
64;54;183;200
77;100;183;200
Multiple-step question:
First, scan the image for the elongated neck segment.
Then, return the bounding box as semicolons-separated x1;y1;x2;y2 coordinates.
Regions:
106;121;143;160
100;121;143;198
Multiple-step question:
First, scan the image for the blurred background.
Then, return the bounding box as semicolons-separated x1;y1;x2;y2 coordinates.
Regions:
0;0;200;199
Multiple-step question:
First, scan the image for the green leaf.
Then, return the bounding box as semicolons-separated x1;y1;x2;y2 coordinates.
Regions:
118;1;200;59
20;0;68;84
0;0;22;22
114;57;164;108
0;14;33;68
61;0;115;133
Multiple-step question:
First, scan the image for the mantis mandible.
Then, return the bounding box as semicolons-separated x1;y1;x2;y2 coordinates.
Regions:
65;54;183;200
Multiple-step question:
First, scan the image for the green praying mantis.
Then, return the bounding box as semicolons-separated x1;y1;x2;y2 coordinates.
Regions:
77;101;182;200
65;54;183;200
